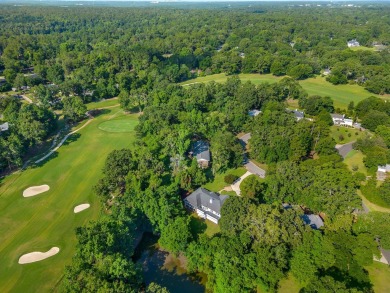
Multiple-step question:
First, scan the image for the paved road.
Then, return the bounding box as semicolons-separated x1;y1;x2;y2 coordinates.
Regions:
335;141;354;159
245;161;266;178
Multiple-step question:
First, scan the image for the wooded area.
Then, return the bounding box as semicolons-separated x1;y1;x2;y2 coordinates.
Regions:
1;3;390;293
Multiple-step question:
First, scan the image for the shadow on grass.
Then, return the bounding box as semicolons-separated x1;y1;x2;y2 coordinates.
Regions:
189;216;207;240
88;108;110;118
62;132;81;146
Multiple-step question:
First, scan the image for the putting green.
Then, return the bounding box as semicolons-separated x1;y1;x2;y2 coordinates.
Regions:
0;107;138;292
98;119;138;133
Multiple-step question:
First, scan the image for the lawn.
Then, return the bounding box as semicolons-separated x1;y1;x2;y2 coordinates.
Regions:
204;167;247;192
278;274;302;293
344;150;368;176
0;107;138;293
331;126;367;144
98;118;138;133
86;97;119;110
181;74;389;109
366;262;390;293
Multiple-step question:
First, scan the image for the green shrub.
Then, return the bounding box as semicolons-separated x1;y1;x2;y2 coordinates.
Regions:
224;174;239;184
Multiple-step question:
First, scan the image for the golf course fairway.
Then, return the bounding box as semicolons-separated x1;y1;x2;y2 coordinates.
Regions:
0;107;138;293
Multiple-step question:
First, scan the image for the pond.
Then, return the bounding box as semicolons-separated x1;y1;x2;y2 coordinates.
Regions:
134;233;205;293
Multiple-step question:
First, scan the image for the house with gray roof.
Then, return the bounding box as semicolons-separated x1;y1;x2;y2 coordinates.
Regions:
347;39;360;48
301;214;324;229
0;122;9;132
248;109;261;117
184;188;228;224
192;141;210;168
293;109;304;121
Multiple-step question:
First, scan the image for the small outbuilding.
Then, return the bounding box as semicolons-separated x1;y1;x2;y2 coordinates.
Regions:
0;122;9;132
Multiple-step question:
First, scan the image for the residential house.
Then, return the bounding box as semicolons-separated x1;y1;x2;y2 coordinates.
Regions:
377;164;390;181
293;109;304;121
347;39;360;47
183;187;228;224
248;109;261;117
301;214;324;229
331;113;345;125
0;122;9;132
323;68;331;76
192;141;210;168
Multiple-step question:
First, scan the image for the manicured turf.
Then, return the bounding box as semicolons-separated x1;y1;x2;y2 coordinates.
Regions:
0;107;138;293
86;97;119;110
98;118;138;133
366;262;390;293
181;74;390;109
344;150;368;176
204;167;247;192
331;126;367;144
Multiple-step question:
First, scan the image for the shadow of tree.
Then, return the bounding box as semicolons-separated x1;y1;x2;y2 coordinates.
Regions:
189;216;207;241
62;132;81;146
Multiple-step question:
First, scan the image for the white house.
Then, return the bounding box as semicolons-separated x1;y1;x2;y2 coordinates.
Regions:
0;122;9;132
347;39;360;47
331;113;345;125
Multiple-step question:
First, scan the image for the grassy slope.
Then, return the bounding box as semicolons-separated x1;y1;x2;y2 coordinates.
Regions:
331;126;366;144
344;150;368;176
204;167;246;192
86;97;119;110
0;107;138;293
366;262;390;293
181;74;390;109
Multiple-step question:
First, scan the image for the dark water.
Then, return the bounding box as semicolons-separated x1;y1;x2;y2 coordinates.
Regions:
135;233;205;293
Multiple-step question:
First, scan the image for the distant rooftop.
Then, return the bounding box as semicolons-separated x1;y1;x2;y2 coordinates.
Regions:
301;214;324;229
193;141;210;162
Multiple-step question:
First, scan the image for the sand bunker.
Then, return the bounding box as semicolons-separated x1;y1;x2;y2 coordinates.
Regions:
18;247;59;264
74;203;90;213
23;185;50;197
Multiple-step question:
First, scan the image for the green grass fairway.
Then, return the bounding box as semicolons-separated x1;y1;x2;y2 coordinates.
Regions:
0;107;138;293
86;97;119;110
181;74;390;109
98;118;138;133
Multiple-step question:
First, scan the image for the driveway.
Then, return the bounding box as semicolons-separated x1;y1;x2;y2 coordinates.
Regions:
245;161;266;178
231;171;252;196
335;141;354;159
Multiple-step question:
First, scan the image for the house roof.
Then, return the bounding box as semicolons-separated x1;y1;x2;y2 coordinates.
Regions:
301;214;324;229
248;109;261;117
185;187;228;215
378;164;390;172
0;122;9;131
293;109;304;119
193;141;210;162
331;113;345;120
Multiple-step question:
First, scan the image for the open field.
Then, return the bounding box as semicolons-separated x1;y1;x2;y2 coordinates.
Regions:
181;74;390;109
0;106;138;292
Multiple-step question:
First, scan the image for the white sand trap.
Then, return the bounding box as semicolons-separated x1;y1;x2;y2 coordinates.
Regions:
18;247;59;264
23;185;50;197
74;203;90;213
